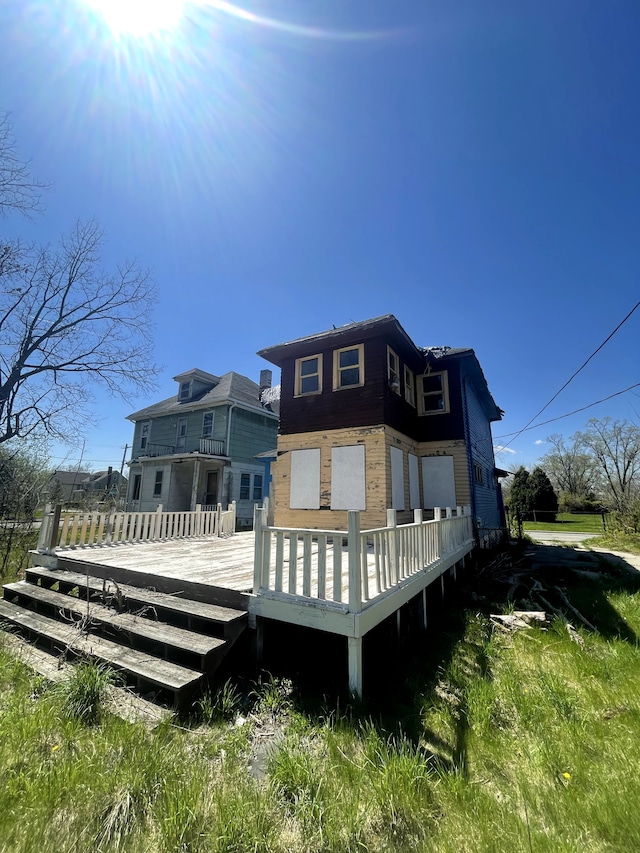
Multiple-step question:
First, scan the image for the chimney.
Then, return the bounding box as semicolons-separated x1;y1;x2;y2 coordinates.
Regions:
259;369;272;396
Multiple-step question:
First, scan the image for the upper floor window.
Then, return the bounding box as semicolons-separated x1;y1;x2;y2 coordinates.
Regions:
387;347;400;394
176;417;188;450
202;411;214;438
295;354;322;396
333;344;364;390
404;366;415;407
140;421;150;450
419;371;449;415
178;381;192;401
474;463;483;485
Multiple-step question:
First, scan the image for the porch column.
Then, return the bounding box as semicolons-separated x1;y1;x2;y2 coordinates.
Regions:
348;636;363;697
190;458;201;511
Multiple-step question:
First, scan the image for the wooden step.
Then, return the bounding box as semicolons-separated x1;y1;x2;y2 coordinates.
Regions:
25;567;247;640
0;599;202;708
3;582;227;671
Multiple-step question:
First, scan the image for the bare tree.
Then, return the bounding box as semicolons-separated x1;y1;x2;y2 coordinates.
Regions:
574;418;640;513
0;220;157;444
1;114;158;445
0;113;46;218
539;433;598;500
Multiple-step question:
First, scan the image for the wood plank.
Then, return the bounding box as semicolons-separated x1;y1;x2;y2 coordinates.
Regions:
4;582;226;659
0;600;202;691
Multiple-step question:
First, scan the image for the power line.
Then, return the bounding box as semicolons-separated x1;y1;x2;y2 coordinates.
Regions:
494;381;640;439
499;298;640;449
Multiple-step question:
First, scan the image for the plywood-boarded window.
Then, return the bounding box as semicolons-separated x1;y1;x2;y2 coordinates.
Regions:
290;449;321;509
331;445;365;510
390;446;405;510
408;453;420;509
421;455;456;509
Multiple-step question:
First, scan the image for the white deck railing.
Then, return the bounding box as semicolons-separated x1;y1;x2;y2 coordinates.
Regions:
37;501;236;552
253;506;474;614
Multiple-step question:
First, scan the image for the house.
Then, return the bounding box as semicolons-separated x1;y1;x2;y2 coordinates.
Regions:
258;315;506;542
45;470;91;504
72;469;127;501
125;368;279;527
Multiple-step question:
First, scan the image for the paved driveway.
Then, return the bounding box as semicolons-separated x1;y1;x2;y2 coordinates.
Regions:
527;530;601;545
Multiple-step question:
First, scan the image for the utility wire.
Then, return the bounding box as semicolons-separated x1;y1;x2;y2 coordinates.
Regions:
494;381;640;439
499;298;640;449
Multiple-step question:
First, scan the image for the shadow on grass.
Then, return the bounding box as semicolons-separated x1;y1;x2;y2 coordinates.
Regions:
193;543;640;777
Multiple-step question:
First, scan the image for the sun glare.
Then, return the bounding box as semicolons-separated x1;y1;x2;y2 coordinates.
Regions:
85;0;185;37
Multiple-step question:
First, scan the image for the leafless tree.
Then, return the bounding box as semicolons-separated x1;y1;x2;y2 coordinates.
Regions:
539;433;598;499
1;114;158;445
0;220;158;444
574;418;640;513
0;113;47;218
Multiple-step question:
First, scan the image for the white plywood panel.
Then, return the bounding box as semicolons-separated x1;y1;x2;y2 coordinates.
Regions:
422;455;456;508
290;448;321;509
390;446;405;510
408;453;420;509
331;445;366;510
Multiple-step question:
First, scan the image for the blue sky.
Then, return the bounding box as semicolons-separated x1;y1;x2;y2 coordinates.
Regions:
1;0;639;474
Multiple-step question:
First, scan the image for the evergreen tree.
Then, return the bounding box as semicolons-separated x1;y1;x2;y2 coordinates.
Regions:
528;467;558;522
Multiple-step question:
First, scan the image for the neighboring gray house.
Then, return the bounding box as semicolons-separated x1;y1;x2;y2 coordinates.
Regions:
73;469;127;500
125;368;278;526
45;470;91;504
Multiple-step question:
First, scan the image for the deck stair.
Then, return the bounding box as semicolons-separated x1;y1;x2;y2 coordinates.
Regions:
0;567;248;709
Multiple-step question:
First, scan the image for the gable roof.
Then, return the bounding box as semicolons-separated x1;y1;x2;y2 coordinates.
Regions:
127;371;278;421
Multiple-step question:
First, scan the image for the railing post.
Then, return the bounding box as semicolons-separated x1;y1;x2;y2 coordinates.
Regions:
230;500;236;532
348;511;362;613
152;504;163;540
37;503;51;552
195;504;202;536
216;502;222;536
253;505;265;593
387;508;398;584
434;507;442;558
105;507;116;545
46;504;62;554
414;508;424;569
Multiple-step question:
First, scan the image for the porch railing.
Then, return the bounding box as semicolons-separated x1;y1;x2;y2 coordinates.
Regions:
252;506;473;614
199;438;226;455
37;501;237;552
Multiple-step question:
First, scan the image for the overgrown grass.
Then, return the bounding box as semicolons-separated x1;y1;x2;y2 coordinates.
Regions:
1;550;640;852
524;512;606;532
589;532;640;556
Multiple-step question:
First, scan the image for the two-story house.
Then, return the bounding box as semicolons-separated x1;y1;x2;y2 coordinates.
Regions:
258;315;506;541
126;368;278;527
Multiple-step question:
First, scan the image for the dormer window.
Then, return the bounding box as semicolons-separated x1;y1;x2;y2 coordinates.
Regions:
179;381;192;401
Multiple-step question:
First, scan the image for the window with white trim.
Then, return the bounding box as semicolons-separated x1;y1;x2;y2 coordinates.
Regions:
202;411;214;438
178;381;192;401
295;354;322;396
333;344;364;390
153;470;163;497
419;370;449;415
404;366;415;406
240;473;251;500
253;474;263;501
387;347;400;394
176;417;187;450
140;421;150;450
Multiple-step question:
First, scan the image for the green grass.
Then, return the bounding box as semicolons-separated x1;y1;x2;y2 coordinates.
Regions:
524;512;606;532
1;552;640;852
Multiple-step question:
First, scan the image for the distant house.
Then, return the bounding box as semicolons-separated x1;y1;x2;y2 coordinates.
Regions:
125;368;279;527
258;315;506;542
73;470;127;500
45;470;91;504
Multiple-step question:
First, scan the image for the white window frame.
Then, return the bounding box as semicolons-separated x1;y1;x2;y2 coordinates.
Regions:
202;411;214;438
419;370;449;415
333;344;365;391
387;347;400;395
176;416;188;450
404;366;415;407
140;421;150;451
178;381;192;401
294;354;323;397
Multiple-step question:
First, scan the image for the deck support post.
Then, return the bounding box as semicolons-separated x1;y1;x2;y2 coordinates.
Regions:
348;636;363;697
396;607;401;640
254;617;264;669
420;588;428;630
441;573;446;600
347;512;362;614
